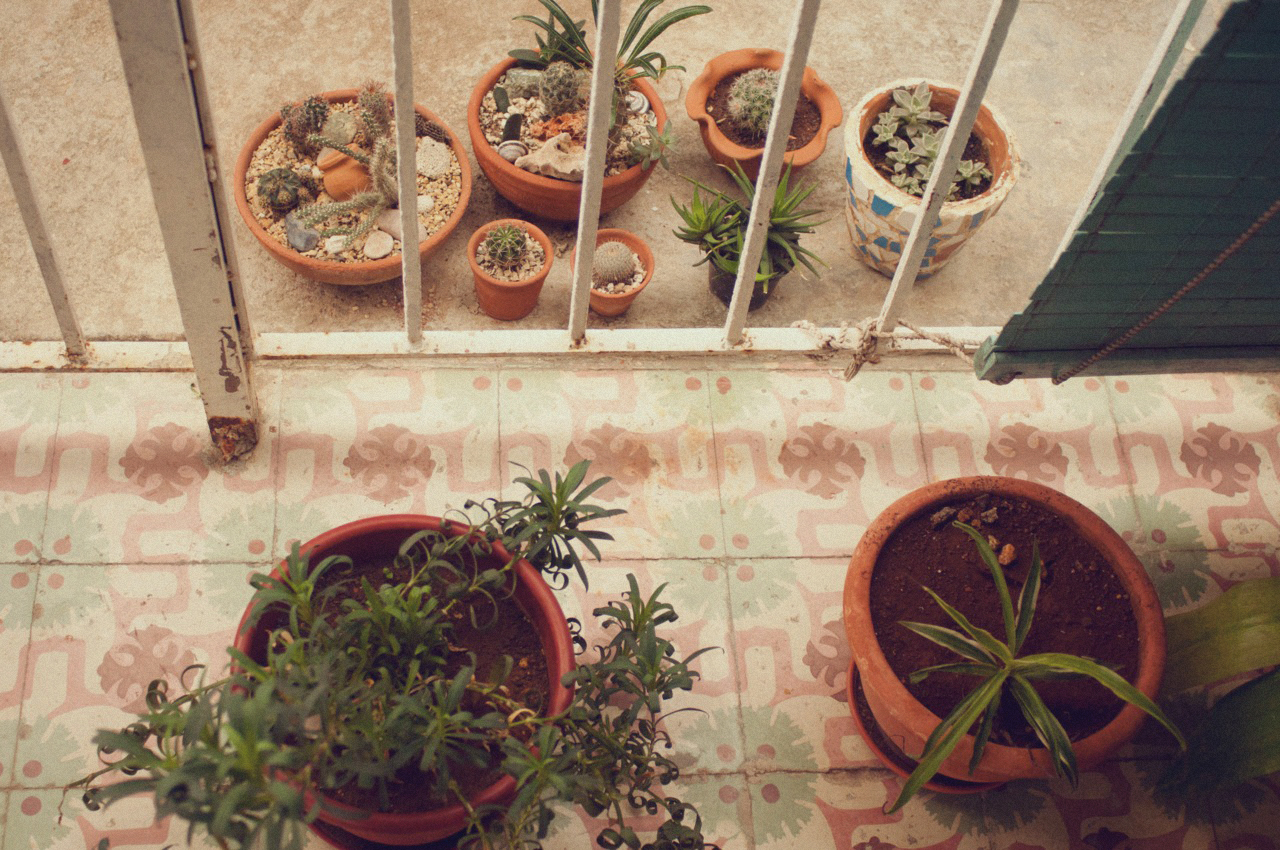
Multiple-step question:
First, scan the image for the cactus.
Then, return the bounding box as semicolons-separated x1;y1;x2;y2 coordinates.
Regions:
416;114;451;144
593;241;636;285
492;85;511;115
280;96;330;156
539;60;588;117
293;135;399;252
357;81;394;142
481;224;529;271
501;113;524;143
256;168;305;214
726;68;778;138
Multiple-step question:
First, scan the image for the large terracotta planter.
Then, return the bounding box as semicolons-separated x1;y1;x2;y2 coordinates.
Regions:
843;79;1018;279
468;219;554;321
234;515;575;847
842;477;1166;785
686;48;843;180
233;89;472;286
569;228;655;317
467;59;667;221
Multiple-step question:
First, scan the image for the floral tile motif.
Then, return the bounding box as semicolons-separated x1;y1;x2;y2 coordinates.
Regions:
498;370;723;560
29;788;223;850
0;374;60;562
42;372;279;563
273;368;501;548
711;370;927;558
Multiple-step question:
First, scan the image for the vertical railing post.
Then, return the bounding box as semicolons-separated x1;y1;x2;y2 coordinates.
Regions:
723;0;822;345
568;0;622;343
390;0;423;345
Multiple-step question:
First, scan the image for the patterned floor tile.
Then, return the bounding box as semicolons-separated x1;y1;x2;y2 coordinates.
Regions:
273;367;502;548
0;374;60;563
26;787;223;850
0;565;38;795
711;370;927;559
42;372;279;563
498;369;723;560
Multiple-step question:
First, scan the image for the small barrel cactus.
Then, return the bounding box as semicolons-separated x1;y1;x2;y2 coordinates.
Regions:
539;61;588;117
593;241;636;285
256;168;305;214
726;68;779;138
482;224;529;271
280;96;330;156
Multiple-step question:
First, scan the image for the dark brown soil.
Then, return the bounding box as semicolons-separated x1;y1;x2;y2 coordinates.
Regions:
705;69;821;151
862;128;992;201
869;494;1140;748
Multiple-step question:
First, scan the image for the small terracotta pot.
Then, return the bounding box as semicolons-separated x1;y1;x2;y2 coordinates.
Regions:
843;79;1018;279
233;515;575;846
468;219;554;321
316;147;371;201
569;228;654;317
842;477;1166;785
233;89;472;286
467;59;667;222
685;48;843;180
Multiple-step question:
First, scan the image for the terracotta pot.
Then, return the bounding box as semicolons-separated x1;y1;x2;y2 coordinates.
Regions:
233;515;575;847
467;219;554;321
685;48;843;180
842;476;1166;785
316;147;371;201
233;89;472;286
467;59;667;222
843;79;1018;279
569;228;655;317
707;264;782;311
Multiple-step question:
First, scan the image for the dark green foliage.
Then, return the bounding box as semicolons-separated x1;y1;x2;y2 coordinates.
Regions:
280;95;329;157
256;168;305;214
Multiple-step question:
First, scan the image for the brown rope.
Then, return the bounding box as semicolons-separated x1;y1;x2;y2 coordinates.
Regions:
1052;197;1280;385
843;320;976;380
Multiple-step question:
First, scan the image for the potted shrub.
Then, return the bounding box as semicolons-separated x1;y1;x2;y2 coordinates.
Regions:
685;47;842;180
467;218;554;321
234;82;472;286
843;79;1018;279
842;476;1184;810
466;0;708;221
73;463;720;850
569;227;655;317
671;162;824;311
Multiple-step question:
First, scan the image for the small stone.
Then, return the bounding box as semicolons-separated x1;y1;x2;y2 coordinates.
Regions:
363;229;394;259
503;67;543;99
626;89;650;115
285;212;320;252
417;193;435;213
514;132;584;181
497;139;528;163
929;506;957;529
375;208;427;244
416;137;452;178
324;235;348;255
997;543;1017;566
320;111;358;146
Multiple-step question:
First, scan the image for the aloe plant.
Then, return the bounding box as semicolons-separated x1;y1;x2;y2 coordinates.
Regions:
889;521;1186;813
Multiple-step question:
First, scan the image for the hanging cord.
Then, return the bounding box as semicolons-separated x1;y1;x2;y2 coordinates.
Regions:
843;320;976;380
1053;197;1280;385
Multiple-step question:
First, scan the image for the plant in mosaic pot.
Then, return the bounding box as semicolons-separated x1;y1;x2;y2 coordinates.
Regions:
843;477;1179;805
466;0;709;221
467;218;555;321
72;462;721;850
671;162;825;311
234;81;472;286
685;47;843;180
843;79;1018;279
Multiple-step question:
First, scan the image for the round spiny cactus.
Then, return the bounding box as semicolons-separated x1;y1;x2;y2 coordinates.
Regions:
593;241;636;285
539;61;589;117
256;168;304;214
726;68;779;138
482;224;529;271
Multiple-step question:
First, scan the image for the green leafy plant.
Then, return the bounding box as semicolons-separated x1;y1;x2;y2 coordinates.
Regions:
627;122;674;170
71;462;720;850
888;521;1186;813
868;81;992;200
671;162;825;290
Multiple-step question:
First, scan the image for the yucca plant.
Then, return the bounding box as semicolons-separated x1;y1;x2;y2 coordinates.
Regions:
889;520;1186;813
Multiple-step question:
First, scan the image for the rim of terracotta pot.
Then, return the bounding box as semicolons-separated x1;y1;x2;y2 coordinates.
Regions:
233;514;574;846
569;228;655;316
233;89;472;286
467;218;554;321
845;78;1018;215
841;476;1166;784
685;47;843;179
466;58;667;221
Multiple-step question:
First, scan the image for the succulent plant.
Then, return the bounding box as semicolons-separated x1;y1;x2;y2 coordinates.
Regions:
356;80;394;142
280;96;330;157
481;224;529;271
593;241;636;285
726;68;779;138
870;82;993;200
256;168;305;214
539;60;588;117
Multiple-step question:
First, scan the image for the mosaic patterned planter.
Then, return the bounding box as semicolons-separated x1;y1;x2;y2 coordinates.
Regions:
843;79;1019;279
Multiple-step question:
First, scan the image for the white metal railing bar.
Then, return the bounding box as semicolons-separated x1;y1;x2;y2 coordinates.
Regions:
875;0;1020;334
568;0;622;343
723;0;822;345
0;86;86;356
390;0;424;344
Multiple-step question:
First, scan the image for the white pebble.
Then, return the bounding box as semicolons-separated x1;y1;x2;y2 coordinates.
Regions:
363;230;394;259
324;235;347;255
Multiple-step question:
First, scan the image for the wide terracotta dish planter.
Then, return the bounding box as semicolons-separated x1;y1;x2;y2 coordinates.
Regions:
569;228;655;317
467;59;667;222
842;477;1166;785
685;48;842;180
467;218;554;321
233;515;575;847
843;79;1018;280
233;89;472;286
